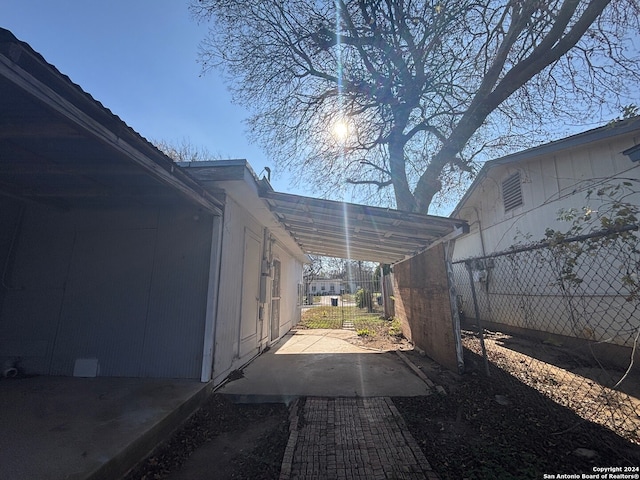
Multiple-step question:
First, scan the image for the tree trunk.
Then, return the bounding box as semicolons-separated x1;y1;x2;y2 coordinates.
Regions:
388;132;417;212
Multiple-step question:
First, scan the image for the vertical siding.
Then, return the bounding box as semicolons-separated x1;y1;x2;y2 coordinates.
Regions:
50;225;155;376
212;197;263;383
452;132;640;352
0;205;75;374
273;243;303;337
238;227;262;358
454;134;640;261
140;209;213;378
0;204;213;379
213;198;244;381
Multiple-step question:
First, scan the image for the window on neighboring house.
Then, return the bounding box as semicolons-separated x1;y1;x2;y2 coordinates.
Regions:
329;285;335;292
312;285;316;292
321;285;326;291
502;171;523;212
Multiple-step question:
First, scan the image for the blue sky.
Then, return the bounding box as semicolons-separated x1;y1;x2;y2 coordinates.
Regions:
4;2;634;215
1;0;304;195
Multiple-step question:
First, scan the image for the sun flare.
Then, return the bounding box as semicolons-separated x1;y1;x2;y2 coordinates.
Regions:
331;119;350;142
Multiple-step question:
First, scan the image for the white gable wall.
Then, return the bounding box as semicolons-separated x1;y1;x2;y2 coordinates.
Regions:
454;133;640;260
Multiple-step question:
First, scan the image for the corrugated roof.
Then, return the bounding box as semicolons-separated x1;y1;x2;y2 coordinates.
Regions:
0;27;223;213
261;190;468;264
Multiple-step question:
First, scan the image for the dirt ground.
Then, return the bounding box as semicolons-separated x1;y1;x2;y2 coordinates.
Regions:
462;329;640;445
123;396;289;480
396;347;640;479
125;328;640;480
312;323;415;352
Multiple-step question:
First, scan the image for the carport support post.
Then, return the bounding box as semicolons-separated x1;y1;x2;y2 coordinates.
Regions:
381;265;395;318
201;214;224;382
465;261;490;377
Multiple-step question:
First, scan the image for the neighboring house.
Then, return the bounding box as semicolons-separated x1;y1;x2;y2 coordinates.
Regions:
450;117;640;361
309;279;342;295
308;279;360;295
452;117;640;259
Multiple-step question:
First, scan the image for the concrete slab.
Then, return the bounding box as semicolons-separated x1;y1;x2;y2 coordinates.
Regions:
218;330;432;401
0;376;210;480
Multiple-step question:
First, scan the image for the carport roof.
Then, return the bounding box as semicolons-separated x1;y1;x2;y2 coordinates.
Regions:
261;189;468;264
180;160;469;264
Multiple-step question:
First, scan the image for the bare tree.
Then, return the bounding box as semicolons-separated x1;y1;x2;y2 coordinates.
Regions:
303;255;324;284
191;0;640;213
153;138;217;163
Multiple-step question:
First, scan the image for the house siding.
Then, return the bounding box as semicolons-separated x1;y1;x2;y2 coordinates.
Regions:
212;196;304;385
273;242;303;338
455;135;640;258
0;202;213;379
452;129;640;354
213;197;261;383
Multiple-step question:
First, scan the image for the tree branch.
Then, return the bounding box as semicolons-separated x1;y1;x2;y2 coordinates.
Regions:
346;178;393;189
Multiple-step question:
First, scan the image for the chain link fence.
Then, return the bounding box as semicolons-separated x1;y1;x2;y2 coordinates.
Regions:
452;225;640;444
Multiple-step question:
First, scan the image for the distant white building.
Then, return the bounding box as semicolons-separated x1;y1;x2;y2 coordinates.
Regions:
308;278;361;295
309;279;342;295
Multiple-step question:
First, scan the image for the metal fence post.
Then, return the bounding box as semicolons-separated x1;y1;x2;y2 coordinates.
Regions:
465;260;490;376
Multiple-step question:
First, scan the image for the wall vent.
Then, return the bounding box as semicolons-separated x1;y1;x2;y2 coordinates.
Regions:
502;172;523;212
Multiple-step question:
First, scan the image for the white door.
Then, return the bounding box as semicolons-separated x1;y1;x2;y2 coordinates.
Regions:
238;228;261;359
270;259;281;341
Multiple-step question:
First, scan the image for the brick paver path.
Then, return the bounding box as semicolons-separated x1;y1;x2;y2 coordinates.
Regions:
280;397;440;480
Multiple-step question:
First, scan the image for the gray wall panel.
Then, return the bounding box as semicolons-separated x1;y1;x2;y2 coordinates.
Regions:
0;203;73;374
0;203;213;379
141;209;212;378
9;207;76;290
50;226;156;376
0;289;62;373
0;200;23;350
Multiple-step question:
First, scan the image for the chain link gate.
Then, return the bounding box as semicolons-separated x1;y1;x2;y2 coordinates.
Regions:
302;269;385;332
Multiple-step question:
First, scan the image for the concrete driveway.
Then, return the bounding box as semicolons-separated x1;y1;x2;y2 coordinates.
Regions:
0;376;210;480
218;329;432;402
0;329;431;480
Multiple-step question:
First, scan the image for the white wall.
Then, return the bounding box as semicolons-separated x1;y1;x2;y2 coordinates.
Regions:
212;196;303;385
309;279;341;295
272;242;303;338
454;134;640;260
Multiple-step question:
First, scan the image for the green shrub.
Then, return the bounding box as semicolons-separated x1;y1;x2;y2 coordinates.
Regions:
355;288;372;309
356;328;374;337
